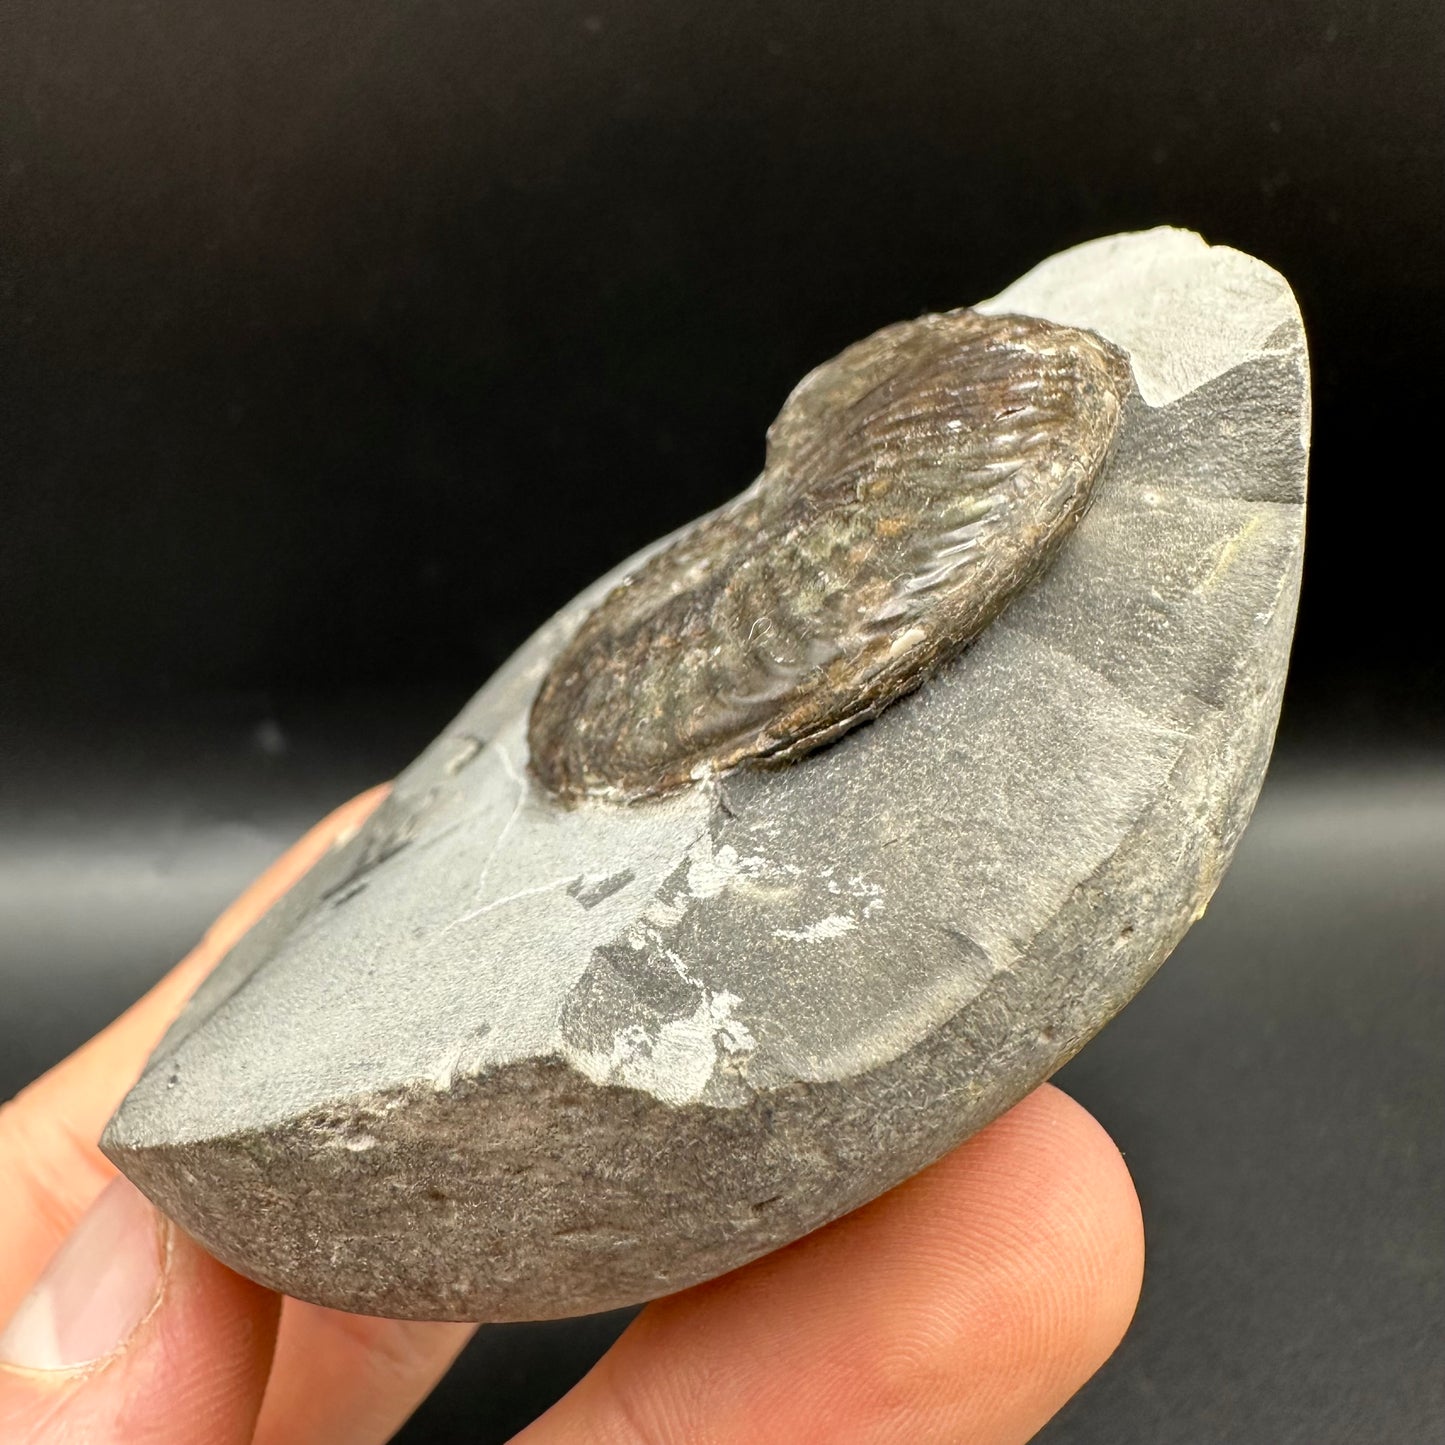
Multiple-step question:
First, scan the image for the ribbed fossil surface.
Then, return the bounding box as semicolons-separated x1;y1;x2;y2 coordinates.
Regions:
529;311;1132;802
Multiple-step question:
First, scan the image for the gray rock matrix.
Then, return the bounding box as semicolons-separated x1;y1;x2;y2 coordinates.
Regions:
104;229;1309;1322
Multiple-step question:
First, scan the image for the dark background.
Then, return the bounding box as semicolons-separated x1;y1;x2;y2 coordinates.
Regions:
2;2;1442;1441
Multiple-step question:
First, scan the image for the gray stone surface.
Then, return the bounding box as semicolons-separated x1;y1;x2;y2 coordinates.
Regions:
103;228;1308;1322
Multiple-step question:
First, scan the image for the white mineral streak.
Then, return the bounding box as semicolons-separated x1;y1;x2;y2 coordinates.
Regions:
565;829;878;1102
774;915;858;943
574;988;757;1106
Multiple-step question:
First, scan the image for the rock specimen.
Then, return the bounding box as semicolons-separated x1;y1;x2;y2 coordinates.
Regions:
103;229;1309;1323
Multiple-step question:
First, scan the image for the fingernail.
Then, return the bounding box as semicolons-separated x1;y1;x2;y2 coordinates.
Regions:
0;1177;166;1371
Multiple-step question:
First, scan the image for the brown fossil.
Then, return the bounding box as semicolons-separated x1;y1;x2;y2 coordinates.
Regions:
528;309;1133;802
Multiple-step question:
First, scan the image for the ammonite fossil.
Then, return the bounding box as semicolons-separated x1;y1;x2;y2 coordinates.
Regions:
103;232;1308;1326
529;310;1133;802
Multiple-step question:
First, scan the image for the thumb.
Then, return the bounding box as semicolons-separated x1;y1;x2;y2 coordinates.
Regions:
0;1177;279;1444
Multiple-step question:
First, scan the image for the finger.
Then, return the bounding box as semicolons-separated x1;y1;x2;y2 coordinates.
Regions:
252;1301;474;1445
2;784;477;1445
0;785;389;1313
0;1177;280;1445
519;1084;1143;1445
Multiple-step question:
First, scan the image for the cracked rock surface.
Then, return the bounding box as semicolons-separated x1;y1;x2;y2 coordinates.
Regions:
104;229;1309;1322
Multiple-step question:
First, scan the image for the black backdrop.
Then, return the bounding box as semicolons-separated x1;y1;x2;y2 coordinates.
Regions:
3;0;1442;726
3;3;1443;1442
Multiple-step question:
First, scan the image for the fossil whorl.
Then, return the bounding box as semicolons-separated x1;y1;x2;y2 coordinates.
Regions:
529;309;1133;802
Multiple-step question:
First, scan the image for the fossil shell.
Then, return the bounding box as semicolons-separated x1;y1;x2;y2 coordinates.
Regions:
529;310;1133;801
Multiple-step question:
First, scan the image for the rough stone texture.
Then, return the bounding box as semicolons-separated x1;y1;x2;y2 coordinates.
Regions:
103;228;1309;1323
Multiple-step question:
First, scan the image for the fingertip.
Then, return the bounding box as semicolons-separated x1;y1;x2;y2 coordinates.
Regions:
139;1219;283;1437
0;1187;280;1445
771;1082;1145;1440
1036;1085;1145;1369
524;1084;1144;1445
942;1084;1144;1397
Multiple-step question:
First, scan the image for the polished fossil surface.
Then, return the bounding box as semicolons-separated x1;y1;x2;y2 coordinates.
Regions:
530;311;1130;802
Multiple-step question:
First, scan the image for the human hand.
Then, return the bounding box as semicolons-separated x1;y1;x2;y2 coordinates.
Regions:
0;787;1143;1444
